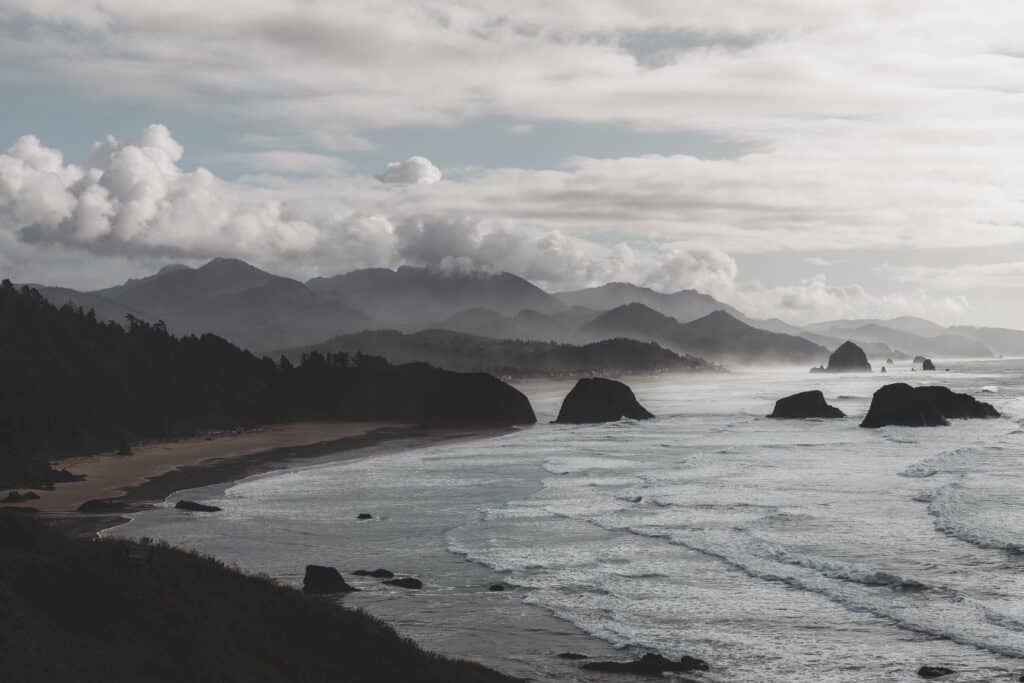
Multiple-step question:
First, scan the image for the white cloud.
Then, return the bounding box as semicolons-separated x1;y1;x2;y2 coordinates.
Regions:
376;156;443;185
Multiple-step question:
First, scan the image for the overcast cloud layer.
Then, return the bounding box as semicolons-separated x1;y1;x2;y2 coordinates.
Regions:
2;2;1024;325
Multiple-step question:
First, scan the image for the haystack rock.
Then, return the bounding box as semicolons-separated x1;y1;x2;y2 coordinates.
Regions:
922;358;936;371
555;378;654;424
860;383;999;428
768;391;845;419
825;341;872;372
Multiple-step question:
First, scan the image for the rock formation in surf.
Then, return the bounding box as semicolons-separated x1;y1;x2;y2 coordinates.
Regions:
555;378;654;423
581;653;709;675
174;500;221;512
860;383;999;428
824;341;872;372
768;390;845;419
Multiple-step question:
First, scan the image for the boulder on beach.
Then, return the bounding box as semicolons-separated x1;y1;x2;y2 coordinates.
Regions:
302;565;357;594
77;499;129;514
860;383;999;428
555;378;653;424
174;500;221;512
918;665;955;679
824;341;872;372
768;390;845;419
581;653;710;676
384;577;423;589
353;568;394;578
1;491;40;504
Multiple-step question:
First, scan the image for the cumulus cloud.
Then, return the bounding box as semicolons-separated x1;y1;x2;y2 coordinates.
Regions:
0;125;989;325
376;156;442;185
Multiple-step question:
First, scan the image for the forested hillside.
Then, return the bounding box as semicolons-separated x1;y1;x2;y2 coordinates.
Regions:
0;282;535;488
285;329;717;377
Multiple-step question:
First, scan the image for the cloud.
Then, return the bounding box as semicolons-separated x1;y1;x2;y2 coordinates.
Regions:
0;124;988;325
376;156;442;185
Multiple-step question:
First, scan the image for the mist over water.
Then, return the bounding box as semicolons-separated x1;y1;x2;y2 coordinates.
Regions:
116;360;1024;682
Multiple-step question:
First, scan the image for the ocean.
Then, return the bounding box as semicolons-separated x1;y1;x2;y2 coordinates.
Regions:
111;359;1024;682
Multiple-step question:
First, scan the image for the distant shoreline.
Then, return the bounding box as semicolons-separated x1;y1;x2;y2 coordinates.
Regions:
7;421;509;535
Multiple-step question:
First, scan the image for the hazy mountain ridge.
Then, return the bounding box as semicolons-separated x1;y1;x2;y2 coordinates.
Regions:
19;258;1018;363
581;304;829;364
556;282;743;323
308;266;563;327
93;258;371;351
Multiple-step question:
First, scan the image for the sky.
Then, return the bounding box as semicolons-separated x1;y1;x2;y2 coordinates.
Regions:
2;1;1024;326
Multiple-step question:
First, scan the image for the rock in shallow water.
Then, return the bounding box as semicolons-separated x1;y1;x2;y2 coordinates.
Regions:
303;565;357;594
917;665;955;678
174;500;221;512
768;390;845;419
581;653;709;676
860;383;999;428
555;377;653;424
353;568;394;578
384;577;423;589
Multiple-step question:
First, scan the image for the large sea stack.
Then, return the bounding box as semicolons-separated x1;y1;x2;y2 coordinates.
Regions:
768;390;845;419
555;378;653;424
825;341;872;372
860;383;999;428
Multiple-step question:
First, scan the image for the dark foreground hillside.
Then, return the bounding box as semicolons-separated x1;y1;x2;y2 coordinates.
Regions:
0;512;517;683
0;281;535;488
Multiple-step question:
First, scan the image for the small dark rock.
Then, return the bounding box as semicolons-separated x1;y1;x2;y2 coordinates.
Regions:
1;491;40;503
357;513;373;520
353;569;394;578
174;500;222;512
557;653;589;660
861;383;1000;428
384;577;423;589
917;665;955;678
303;565;357;594
768;390;845;419
77;499;129;513
488;584;506;591
555;377;654;424
581;653;709;676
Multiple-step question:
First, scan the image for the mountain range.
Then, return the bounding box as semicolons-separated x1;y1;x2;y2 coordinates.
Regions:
19;257;1019;366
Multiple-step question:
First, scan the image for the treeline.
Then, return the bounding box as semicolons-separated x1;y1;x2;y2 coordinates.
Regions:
286;329;718;378
0;282;534;488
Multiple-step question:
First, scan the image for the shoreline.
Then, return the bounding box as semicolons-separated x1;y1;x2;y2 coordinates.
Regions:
4;421;510;536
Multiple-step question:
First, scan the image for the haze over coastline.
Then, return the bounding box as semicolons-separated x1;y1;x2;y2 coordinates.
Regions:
5;3;1024;682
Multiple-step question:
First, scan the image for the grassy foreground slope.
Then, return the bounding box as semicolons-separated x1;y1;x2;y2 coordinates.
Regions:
0;512;517;683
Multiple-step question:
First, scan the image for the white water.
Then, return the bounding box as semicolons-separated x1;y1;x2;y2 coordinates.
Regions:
114;360;1024;682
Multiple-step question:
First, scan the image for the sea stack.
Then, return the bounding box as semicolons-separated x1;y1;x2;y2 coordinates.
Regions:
825;341;872;372
555;378;653;424
768;390;845;419
860;383;999;428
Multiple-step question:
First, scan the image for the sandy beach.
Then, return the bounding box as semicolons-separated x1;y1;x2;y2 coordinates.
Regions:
7;421;495;515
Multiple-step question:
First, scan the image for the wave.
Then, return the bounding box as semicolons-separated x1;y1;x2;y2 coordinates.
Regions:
549;512;1024;660
924;484;1024;553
